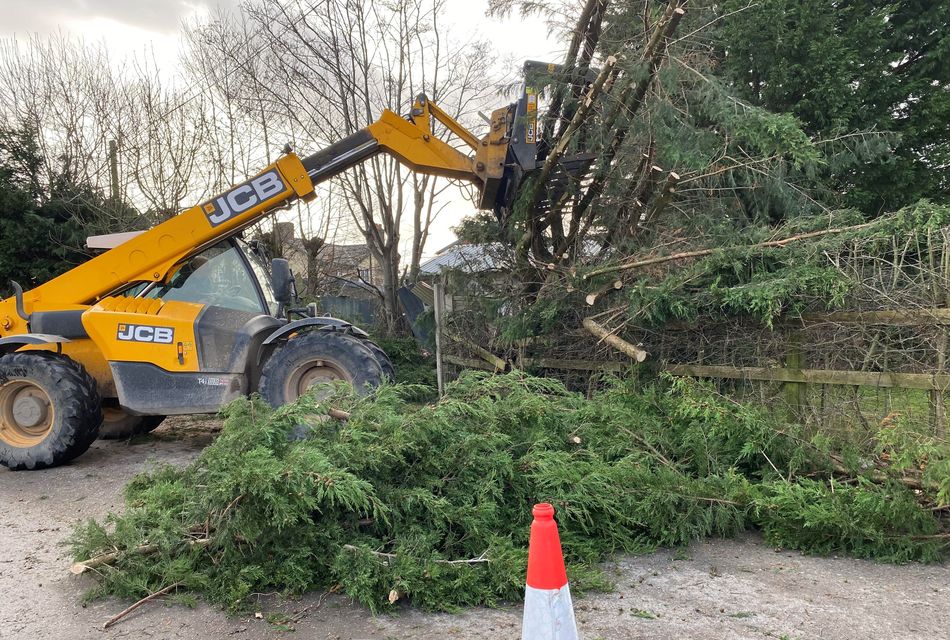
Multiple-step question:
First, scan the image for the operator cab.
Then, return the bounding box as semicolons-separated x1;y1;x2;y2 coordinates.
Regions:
138;238;283;317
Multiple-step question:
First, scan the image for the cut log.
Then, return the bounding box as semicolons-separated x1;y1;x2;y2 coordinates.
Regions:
586;280;623;306
583;317;648;362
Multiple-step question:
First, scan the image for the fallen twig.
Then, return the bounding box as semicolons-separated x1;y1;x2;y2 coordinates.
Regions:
341;544;490;565
102;581;182;629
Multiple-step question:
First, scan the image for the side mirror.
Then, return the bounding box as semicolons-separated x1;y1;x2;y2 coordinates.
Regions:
271;258;295;305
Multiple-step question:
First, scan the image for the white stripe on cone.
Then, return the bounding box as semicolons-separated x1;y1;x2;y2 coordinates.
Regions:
521;583;579;640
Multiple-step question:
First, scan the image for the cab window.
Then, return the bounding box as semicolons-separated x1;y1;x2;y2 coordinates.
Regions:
145;243;265;313
239;240;280;316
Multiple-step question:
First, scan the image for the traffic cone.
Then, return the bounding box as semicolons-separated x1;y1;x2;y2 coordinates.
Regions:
521;503;579;640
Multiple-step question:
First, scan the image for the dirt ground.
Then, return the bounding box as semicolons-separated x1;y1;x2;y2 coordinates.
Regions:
1;416;947;640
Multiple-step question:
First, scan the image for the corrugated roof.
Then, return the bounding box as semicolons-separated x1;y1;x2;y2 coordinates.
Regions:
418;243;504;277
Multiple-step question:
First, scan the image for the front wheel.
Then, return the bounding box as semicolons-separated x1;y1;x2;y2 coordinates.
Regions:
0;352;102;470
259;331;384;408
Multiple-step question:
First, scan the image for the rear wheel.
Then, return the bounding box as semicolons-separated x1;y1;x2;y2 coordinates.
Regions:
98;408;166;440
0;352;101;470
259;331;384;408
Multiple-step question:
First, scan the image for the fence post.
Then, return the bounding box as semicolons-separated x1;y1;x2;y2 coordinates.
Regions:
931;329;946;437
433;276;446;398
784;331;805;421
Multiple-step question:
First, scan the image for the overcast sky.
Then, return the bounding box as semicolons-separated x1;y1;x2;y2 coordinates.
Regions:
0;0;563;255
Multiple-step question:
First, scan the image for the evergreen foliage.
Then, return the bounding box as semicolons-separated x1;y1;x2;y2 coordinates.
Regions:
0;124;138;287
372;336;436;387
621;201;950;328
70;372;948;613
719;0;950;212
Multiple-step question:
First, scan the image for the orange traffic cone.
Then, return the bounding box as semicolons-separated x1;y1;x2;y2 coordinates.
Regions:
521;503;579;640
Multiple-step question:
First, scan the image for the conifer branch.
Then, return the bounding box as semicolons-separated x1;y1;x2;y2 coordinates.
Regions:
525;54;619;214
342;544;491;565
583;219;881;279
571;3;686;222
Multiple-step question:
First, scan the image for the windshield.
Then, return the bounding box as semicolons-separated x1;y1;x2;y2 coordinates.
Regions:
239;239;280;316
144;242;266;314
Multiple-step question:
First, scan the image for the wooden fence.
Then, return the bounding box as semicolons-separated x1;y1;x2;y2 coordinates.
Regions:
438;307;950;436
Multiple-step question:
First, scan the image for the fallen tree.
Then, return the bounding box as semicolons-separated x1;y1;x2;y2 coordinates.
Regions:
70;373;949;615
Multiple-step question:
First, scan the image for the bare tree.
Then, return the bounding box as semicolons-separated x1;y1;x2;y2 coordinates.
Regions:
0;34;213;230
185;0;494;332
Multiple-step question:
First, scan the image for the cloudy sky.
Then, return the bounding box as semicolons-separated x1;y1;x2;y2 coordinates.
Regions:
1;0;563;255
0;0;563;93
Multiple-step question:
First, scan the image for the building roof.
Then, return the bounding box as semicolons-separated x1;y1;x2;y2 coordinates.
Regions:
418;242;504;277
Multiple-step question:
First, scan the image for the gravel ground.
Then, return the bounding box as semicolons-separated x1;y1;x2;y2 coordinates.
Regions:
1;416;947;639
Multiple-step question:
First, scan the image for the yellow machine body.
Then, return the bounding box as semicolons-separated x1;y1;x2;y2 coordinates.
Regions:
81;298;203;373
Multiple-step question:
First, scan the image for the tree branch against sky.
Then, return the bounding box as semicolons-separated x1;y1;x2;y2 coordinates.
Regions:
185;0;495;331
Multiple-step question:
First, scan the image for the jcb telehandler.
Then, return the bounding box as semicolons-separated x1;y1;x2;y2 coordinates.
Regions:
0;72;551;470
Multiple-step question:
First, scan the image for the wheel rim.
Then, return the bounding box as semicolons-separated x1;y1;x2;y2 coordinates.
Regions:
0;379;54;447
285;358;354;401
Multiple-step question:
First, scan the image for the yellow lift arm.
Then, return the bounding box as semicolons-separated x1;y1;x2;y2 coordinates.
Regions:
0;95;510;335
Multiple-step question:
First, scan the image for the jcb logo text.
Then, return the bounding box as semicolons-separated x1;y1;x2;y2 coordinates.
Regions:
201;169;286;227
117;324;175;344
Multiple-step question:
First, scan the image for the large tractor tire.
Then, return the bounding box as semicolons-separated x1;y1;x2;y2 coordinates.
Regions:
259;331;384;409
98;408;166;440
361;339;396;382
0;352;102;470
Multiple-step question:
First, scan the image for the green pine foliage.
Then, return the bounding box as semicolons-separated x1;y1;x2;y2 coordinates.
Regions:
70;372;948;613
719;0;950;212
622;201;950;328
372;335;437;392
753;478;945;563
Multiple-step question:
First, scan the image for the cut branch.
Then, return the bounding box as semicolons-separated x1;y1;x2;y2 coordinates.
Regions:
572;4;686;221
342;544;490;565
583;317;648;362
70;544;158;575
640;170;680;231
586;279;623;306
525;55;619;212
71;539;212;575
328;408;351;421
539;0;603;145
